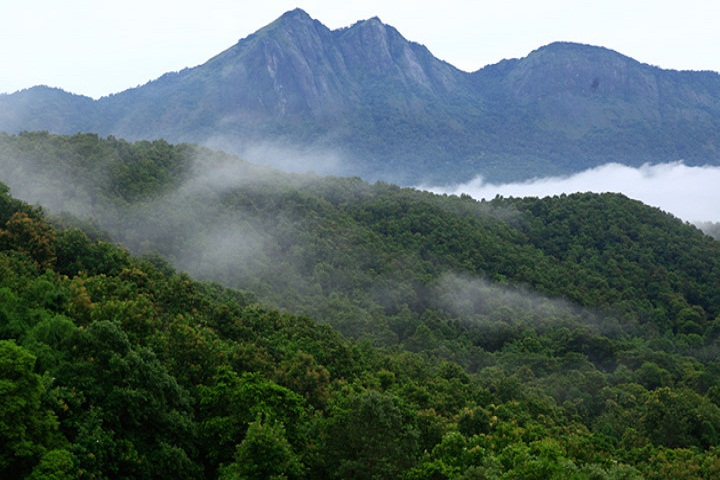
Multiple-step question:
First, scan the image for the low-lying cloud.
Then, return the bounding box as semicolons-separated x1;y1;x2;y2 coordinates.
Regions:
435;271;569;319
433;271;625;337
203;136;351;178
424;162;720;224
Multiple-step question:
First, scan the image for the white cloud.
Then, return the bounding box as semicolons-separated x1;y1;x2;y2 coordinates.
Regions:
424;162;720;223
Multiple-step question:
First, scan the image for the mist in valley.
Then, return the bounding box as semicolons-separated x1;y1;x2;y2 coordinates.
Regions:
1;135;716;344
0;139;350;317
203;136;354;178
423;161;720;227
433;271;627;337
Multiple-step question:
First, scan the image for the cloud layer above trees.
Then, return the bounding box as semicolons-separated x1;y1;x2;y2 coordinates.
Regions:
425;162;720;223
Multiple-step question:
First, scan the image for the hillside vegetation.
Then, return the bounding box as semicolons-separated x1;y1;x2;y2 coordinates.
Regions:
3;133;720;477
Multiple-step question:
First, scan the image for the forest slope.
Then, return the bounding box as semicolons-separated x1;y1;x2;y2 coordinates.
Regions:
2;131;719;348
4;136;720;477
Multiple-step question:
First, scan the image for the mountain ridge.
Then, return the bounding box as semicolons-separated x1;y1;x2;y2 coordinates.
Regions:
2;9;720;183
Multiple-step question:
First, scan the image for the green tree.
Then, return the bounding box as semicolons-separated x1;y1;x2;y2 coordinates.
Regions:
26;449;75;480
197;368;307;472
0;340;67;478
640;387;720;449
55;321;200;479
219;417;304;480
323;389;419;479
0;211;56;269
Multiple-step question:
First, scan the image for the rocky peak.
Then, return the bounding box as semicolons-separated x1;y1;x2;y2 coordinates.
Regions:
260;8;323;39
335;15;460;94
278;7;313;22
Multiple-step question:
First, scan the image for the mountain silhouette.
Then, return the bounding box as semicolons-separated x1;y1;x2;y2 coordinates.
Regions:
2;9;720;183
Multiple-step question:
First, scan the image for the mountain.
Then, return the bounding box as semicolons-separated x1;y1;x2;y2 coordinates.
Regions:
94;10;470;148
0;86;97;133
2;9;720;183
472;42;720;170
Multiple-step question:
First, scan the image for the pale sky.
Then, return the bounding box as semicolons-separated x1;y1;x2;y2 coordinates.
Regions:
1;0;719;99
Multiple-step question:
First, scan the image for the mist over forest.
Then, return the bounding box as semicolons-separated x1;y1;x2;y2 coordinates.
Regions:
4;132;720;478
426;161;720;226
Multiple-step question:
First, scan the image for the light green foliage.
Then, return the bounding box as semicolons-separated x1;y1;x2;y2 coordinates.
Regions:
198;368;307;469
219;417;304;480
26;449;75;480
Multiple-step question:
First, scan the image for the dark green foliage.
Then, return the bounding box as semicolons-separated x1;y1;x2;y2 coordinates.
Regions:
0;181;34;224
0;340;68;478
322;389;419;479
639;387;720;449
54;320;201;479
4;136;720;477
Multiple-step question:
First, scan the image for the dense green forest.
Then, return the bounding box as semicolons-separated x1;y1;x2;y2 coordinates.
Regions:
3;132;720;478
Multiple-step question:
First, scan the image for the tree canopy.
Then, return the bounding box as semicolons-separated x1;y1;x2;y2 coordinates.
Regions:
2;133;720;477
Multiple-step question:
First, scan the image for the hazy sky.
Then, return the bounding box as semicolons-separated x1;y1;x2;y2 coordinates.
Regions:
2;0;719;99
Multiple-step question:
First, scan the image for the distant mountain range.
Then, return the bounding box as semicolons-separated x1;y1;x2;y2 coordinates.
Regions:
2;8;720;184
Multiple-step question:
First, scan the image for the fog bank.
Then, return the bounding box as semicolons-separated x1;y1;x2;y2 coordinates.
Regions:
424;162;720;224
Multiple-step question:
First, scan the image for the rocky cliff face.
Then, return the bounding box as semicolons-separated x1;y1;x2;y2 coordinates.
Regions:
88;8;470;143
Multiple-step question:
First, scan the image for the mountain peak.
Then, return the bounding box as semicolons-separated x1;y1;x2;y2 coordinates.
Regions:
529;41;637;64
362;16;384;25
278;8;313;23
347;15;397;36
259;8;319;37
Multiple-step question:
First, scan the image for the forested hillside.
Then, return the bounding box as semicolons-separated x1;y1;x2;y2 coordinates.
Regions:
2;131;719;347
3;132;720;477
